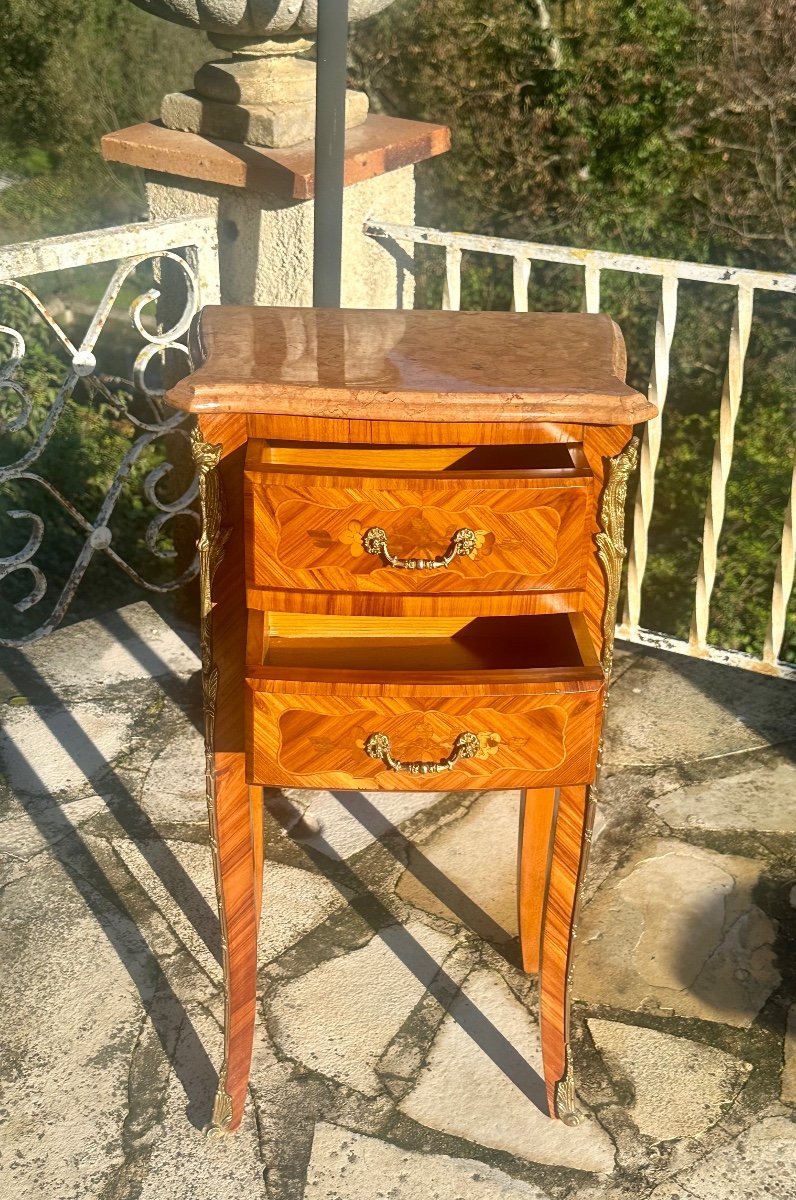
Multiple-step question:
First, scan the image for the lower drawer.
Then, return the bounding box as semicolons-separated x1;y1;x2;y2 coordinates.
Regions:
247;690;603;791
245;612;604;792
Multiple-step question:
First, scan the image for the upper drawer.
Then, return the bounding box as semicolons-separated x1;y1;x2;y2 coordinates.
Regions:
244;441;594;595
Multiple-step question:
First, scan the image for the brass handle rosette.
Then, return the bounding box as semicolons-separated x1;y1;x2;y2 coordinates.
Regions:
362;526;478;570
363;731;480;775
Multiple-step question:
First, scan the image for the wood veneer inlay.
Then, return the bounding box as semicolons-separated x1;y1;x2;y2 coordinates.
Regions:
173;304;656;1133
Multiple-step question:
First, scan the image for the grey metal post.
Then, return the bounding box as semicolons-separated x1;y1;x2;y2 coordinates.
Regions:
313;0;349;308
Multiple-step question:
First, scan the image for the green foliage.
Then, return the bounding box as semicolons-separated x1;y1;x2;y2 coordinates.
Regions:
0;0;204;151
351;0;796;662
0;0;206;238
353;0;716;254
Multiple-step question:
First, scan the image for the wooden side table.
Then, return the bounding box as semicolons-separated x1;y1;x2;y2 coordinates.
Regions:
168;306;655;1135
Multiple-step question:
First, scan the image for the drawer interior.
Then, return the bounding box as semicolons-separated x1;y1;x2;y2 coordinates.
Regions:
248;611;603;687
246;439;588;477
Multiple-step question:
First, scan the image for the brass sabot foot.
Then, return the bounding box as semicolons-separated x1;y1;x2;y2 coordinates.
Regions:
553;1045;582;1127
559;1109;583;1128
203;1079;234;1138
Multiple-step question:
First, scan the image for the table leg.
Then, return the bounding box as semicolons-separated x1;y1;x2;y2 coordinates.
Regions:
539;784;593;1124
206;753;259;1135
517;787;556;973
251;785;264;931
193;421;258;1136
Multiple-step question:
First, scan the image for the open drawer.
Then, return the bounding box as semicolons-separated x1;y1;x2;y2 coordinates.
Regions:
245;612;605;792
244;440;594;597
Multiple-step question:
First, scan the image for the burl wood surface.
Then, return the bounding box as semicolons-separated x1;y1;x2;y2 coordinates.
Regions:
169;307;654;426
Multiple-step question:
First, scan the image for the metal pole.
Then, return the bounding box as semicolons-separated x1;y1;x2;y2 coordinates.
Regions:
313;0;349;307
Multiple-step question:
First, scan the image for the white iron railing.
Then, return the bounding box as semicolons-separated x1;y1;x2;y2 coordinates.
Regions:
0;216;220;646
365;220;796;678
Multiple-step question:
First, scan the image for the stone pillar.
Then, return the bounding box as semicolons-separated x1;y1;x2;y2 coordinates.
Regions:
102;116;449;311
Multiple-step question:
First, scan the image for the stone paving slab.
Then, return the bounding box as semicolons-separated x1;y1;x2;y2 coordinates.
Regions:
399;968;616;1172
0;604;200;698
0;603;793;1200
0;851;156;1200
396;790;521;943
783;1006;796;1104
604;648;796;768
135;1003;266;1200
586;1019;752;1140
280;787;454;862
1;700;135;800
650;756;796;833
303;1123;553;1199
575;839;780;1026
648;1114;796;1200
269;920;458;1096
139;727;210;828
0;793;109;887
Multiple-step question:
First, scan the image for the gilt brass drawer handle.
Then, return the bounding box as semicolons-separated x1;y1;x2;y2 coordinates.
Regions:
364;731;480;775
362;526;478;570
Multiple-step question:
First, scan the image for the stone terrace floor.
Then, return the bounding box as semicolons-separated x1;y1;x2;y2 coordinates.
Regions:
0;601;794;1200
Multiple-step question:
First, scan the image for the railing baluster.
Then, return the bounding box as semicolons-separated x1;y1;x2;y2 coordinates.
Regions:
763;463;796;667
512;256;531;312
362;222;796;297
186;225;221;307
584;259;601;313
441;246;462;312
690;285;755;652
374;220;796;673
622;271;678;635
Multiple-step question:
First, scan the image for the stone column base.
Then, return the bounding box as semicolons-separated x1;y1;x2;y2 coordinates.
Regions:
161;88;368;150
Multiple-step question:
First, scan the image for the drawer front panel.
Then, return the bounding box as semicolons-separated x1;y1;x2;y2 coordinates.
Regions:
248;691;602;791
247;476;592;594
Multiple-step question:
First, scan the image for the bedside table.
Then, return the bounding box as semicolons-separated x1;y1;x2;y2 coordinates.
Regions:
168;305;655;1135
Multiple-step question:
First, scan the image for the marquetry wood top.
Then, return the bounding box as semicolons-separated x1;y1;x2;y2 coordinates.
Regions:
169;306;655;425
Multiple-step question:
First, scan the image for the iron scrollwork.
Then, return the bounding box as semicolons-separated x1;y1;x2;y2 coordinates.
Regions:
0;251;202;646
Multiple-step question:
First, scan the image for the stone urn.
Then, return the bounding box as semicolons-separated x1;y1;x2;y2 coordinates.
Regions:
128;0;398;147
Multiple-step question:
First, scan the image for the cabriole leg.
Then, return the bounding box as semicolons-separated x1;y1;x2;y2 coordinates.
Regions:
517;787;556;974
538;784;594;1125
251;785;264;931
206;754;258;1134
193;420;257;1135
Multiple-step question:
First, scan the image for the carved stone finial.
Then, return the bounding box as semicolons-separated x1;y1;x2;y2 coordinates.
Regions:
126;0;399;147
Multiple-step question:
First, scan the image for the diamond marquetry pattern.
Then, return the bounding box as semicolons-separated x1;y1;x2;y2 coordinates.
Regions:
248;692;602;791
246;475;592;594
